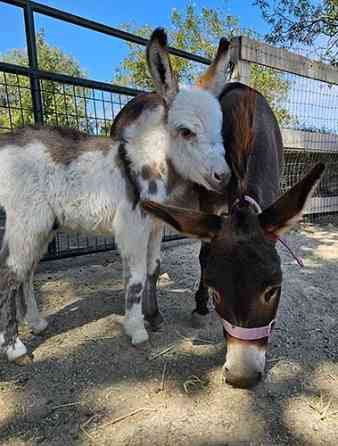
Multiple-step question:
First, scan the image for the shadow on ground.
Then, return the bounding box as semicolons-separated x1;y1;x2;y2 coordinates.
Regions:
0;226;337;446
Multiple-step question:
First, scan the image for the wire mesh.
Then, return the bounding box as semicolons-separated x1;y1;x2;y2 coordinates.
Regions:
283;150;338;223
39;79;132;135
239;59;338;224
241;63;338;134
0;71;34;130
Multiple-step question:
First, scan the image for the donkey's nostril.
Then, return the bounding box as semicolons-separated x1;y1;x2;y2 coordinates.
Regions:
213;172;230;186
209;171;230;193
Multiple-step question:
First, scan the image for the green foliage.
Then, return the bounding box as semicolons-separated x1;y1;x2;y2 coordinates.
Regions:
0;31;87;131
256;0;338;65
115;5;254;89
114;4;293;125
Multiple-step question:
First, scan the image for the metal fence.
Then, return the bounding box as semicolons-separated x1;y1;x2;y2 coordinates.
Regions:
0;1;337;260
230;36;338;223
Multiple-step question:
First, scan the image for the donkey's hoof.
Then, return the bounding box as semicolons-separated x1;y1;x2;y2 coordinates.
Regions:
6;338;28;362
191;311;209;329
123;318;149;345
13;354;34;366
131;328;149;345
145;312;164;331
29;318;48;335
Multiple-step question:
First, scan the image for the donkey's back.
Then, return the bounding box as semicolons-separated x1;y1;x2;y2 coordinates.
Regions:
0;125;114;180
0;126;121;231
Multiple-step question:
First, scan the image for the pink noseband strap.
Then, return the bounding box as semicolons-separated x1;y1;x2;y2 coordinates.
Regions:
222;318;276;340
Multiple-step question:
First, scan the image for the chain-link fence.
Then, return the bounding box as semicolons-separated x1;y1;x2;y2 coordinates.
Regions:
1;2;337;260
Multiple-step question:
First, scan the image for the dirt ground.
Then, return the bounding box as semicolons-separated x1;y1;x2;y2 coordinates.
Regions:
0;223;337;446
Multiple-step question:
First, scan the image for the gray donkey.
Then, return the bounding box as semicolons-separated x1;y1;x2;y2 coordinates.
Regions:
0;28;231;363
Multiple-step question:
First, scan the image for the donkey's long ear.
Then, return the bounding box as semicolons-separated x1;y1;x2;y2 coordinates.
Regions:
196;37;230;97
259;163;325;236
146;28;178;105
142;201;223;240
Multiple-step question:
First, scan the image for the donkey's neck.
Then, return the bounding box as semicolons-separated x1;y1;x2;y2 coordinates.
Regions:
126;124;169;170
122;126;196;207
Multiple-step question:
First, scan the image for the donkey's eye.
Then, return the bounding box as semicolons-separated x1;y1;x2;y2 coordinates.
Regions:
178;127;195;139
264;287;278;303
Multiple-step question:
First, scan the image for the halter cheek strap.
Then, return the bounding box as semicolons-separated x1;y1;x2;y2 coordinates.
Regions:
222;318;276;340
235;195;263;214
234;195;304;268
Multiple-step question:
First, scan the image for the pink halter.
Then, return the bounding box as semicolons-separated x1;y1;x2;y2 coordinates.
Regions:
222;318;276;340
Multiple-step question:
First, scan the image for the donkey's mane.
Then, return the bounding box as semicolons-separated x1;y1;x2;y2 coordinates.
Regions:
110;93;165;140
230;87;257;194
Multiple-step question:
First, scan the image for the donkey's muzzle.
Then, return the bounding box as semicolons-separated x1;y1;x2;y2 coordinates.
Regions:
223;338;266;388
223;367;262;388
207;171;231;194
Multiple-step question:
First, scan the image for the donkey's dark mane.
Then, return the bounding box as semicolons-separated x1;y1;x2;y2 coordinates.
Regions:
110;93;166;140
219;82;284;211
229;88;257;196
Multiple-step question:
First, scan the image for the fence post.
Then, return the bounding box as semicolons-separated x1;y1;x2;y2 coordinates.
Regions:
23;0;44;125
236;60;251;85
23;1;58;255
229;37;251;85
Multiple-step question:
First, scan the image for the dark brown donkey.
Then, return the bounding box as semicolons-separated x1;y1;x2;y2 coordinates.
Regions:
142;81;325;388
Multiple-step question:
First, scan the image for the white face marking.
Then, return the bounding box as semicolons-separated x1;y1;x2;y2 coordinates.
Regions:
224;341;266;378
167;88;230;192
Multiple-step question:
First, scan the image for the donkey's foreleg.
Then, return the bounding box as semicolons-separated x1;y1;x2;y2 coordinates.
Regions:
123;254;149;345
117;216;151;345
192;242;211;328
143;222;163;331
0;268;27;362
